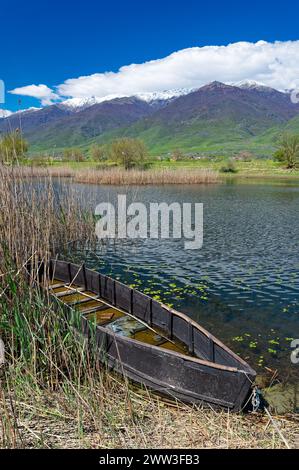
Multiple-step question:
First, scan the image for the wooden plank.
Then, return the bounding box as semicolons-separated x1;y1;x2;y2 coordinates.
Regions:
188;323;194;355
82;264;87;290
67;263;72;283
69;295;100;307
209;337;215;362
54;287;84;298
49;282;66;290
81;304;111;315
168;311;173;339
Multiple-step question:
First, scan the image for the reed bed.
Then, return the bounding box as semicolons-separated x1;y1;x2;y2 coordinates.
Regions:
72;167;220;185
0;165;96;268
1;165;75;179
0;165;298;449
0;164;220;185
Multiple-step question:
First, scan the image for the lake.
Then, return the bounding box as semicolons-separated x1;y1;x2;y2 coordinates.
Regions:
56;179;299;384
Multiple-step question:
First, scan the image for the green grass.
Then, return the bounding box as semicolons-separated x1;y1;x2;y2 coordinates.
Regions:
24;101;299;159
27;119;279;157
40;158;299;180
151;158;299;176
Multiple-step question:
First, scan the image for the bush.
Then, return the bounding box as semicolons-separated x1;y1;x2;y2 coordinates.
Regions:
0;131;28;164
171;148;185;161
63;147;85;162
220;158;238;173
90;144;108;162
27;156;55;167
110;138;148;169
29;157;47;167
274;134;299;169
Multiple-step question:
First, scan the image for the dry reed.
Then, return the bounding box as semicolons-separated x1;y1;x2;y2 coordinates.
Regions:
0;165;95;269
72;167;220;185
0;164;220;185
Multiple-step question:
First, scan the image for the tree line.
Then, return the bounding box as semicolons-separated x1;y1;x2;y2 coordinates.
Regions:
0;132;149;169
1;130;299;169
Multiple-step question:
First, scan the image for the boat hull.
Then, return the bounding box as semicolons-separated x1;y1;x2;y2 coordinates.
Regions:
35;259;256;411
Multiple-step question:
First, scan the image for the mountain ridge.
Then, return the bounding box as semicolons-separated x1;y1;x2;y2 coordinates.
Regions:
1;81;298;155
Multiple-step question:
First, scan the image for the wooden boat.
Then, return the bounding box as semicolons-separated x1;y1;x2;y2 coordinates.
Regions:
34;259;256;411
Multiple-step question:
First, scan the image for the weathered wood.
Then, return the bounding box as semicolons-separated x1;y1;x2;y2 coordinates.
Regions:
38;259;256;411
81;305;111;315
54;286;84;298
69;295;100;307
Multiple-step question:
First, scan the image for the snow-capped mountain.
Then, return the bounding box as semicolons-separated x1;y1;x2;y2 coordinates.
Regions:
231;79;290;95
59;88;195;112
1;81;290;119
58;95;119;111
58;82;290;113
0;107;39;119
22;106;39;112
0;109;13;118
134;88;195;103
232;79;269;89
1;80;299;154
15;107;40;115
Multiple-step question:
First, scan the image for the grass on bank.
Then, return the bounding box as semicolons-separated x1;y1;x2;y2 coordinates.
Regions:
138;158;299;179
22;158;299;181
2;129;298;181
2;129;299;180
0;165;298;449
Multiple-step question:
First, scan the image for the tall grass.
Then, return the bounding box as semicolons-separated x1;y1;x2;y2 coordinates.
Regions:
0;164;220;185
72;167;220;185
0;165;95;269
0;164;297;449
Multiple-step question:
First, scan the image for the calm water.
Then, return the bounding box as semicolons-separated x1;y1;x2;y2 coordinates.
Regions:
56;180;299;382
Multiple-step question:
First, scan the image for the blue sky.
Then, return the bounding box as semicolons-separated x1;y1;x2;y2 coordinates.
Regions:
1;0;299;111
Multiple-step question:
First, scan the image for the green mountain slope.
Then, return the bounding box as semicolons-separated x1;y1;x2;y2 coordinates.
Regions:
2;81;299;156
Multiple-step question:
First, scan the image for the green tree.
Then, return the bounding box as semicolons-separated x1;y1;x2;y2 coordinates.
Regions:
274;134;299;169
171;148;185;161
91;144;108;162
63;147;85;162
110;138;147;169
0;131;28;164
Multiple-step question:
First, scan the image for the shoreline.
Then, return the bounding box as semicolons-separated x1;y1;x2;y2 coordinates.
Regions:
2;162;299;186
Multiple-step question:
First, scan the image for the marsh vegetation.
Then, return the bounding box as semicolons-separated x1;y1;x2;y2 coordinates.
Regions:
0;167;298;448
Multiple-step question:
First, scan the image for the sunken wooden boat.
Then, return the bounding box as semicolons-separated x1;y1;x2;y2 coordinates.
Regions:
35;259;256;411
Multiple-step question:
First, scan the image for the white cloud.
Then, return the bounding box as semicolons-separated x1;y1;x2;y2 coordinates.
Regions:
9;41;299;106
9;84;59;105
57;40;299;99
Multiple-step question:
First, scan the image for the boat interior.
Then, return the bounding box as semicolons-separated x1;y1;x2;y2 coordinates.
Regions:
49;278;190;355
